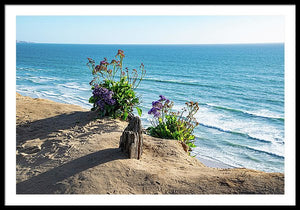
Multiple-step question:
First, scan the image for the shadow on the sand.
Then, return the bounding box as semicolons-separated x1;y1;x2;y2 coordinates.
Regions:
16;147;127;194
16;111;122;143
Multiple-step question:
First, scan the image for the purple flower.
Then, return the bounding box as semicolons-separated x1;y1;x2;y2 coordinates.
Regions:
96;100;105;110
93;86;107;97
153;111;161;117
93;86;116;109
148;107;161;117
148;107;154;114
152;100;163;109
148;95;171;118
159;95;167;101
106;98;116;105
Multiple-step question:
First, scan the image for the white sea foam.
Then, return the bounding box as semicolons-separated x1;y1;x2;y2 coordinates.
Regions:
194;105;284;144
192;145;244;168
23;76;61;84
59;82;91;91
246;109;284;119
42;90;60;96
206;103;284;120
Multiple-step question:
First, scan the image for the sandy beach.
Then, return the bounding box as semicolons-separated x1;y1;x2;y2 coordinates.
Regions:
16;92;284;194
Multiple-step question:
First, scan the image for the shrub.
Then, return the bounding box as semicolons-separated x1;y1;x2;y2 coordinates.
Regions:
87;50;145;120
147;95;199;151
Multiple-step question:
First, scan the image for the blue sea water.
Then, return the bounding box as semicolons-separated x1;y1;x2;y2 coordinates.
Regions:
16;43;285;173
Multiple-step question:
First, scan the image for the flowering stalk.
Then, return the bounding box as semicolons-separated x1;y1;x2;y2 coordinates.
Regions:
87;50;145;120
147;95;199;152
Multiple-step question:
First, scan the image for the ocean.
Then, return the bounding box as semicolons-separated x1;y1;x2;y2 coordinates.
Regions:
16;43;285;173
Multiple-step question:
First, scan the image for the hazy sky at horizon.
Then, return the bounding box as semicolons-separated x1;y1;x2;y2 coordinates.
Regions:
16;15;285;44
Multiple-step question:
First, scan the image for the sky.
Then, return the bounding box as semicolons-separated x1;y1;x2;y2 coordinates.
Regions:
16;15;284;44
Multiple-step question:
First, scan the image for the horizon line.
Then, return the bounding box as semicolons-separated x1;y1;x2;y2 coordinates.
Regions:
16;41;284;45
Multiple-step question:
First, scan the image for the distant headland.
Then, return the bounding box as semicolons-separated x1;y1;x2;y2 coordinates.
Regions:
16;40;35;43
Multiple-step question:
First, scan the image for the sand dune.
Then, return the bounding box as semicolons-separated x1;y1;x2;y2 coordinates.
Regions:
16;92;284;194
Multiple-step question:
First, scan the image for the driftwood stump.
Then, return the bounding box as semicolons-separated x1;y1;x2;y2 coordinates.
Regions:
119;116;143;159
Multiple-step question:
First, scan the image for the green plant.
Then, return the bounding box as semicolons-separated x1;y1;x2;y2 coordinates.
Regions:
147;95;200;152
87;50;145;120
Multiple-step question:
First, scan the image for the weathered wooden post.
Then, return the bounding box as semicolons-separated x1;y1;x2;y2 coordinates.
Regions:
119;116;143;159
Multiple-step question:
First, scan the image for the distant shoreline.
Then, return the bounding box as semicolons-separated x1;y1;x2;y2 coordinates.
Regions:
16;41;284;45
